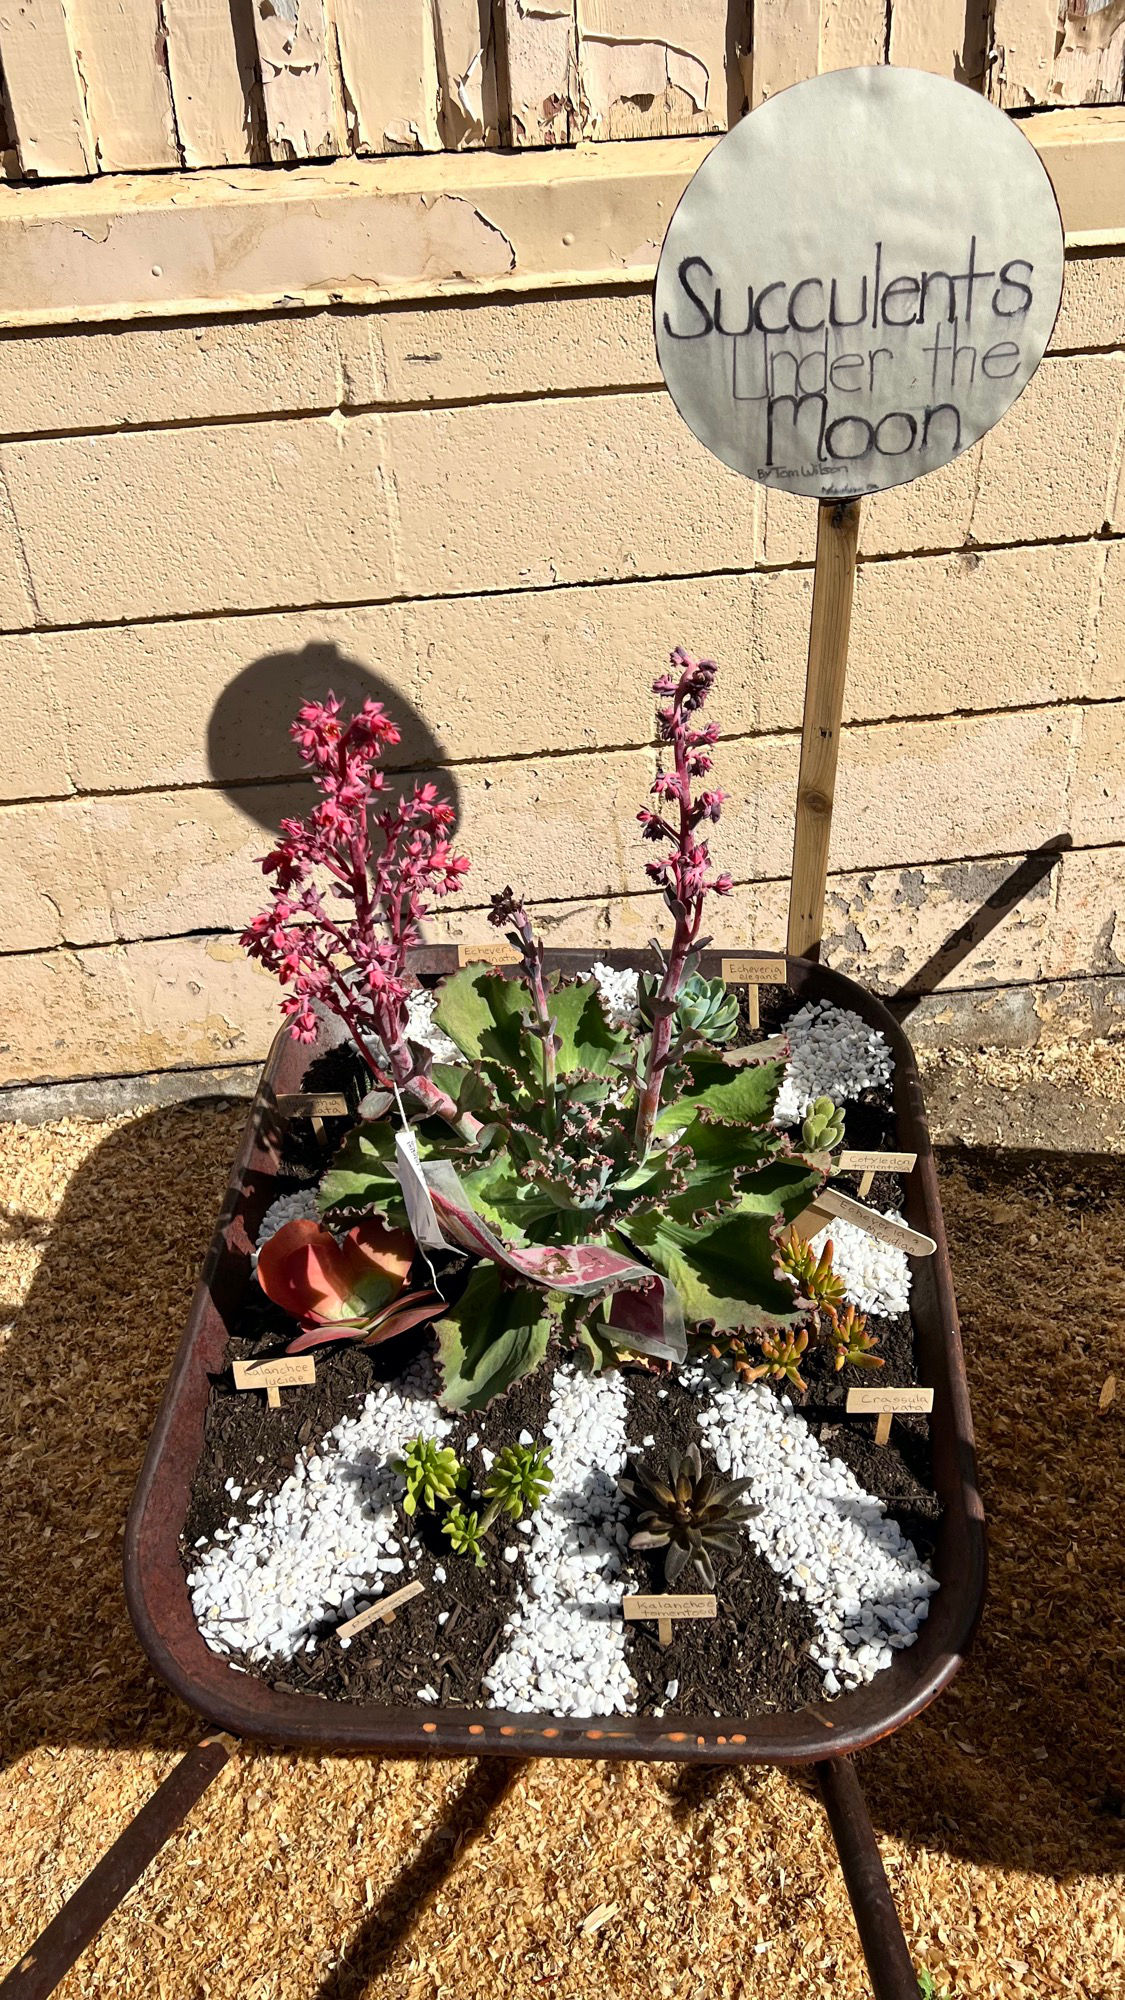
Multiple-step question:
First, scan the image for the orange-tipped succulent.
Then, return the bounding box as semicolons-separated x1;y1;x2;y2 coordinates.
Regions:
777;1226;847;1315
825;1302;884;1373
256;1216;443;1353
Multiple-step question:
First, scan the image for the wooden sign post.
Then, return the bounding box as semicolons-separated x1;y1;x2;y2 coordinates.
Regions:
337;1578;424;1640
793;1183;936;1258
232;1355;316;1409
622;1592;717;1647
846;1384;934;1446
654;67;1064;961
838;1149;918;1199
721;954;782;1030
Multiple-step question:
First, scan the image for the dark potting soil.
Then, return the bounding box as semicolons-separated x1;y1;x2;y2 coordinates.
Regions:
620;1369;826;1717
181;969;941;1719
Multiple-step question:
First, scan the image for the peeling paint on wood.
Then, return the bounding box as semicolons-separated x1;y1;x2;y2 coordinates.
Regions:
252;0;341;160
1055;0;1125;104
503;0;576;144
333;0;440;152
0;0;96;177
752;0;820;105
434;0;499;147
819;0;886;72
163;0;255;164
889;0;989;88
67;0;181;169
577;0;725;139
990;0;1061;109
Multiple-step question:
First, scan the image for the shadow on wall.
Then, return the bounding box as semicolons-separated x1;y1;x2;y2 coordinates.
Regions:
3;1103;1125;1889
206;642;462;834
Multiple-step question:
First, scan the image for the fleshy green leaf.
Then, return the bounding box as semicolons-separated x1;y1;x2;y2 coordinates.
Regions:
621;1161;823;1333
317;1122;407;1223
432;968;530;1070
653;1056;784;1134
435;1266;552;1412
548;980;630;1077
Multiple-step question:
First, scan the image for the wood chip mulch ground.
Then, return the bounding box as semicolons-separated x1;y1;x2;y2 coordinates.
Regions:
2;1053;1124;1999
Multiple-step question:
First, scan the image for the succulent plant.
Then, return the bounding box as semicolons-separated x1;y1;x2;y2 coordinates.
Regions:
640;969;740;1045
483;1442;553;1520
747;1326;810;1391
397;1436;465;1517
777;1227;847;1315
825;1303;884;1373
441;1505;487;1567
256;1215;444;1355
801;1094;846;1152
618;1442;757;1588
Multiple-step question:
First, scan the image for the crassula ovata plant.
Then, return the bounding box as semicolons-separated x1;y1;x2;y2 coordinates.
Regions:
246;655;863;1411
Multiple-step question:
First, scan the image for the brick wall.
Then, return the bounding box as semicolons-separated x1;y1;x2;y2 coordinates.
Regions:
1;256;1123;1088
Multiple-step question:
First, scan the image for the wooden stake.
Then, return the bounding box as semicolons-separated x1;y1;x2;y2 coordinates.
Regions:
622;1592;716;1648
787;498;861;960
858;1169;875;1198
874;1411;892;1446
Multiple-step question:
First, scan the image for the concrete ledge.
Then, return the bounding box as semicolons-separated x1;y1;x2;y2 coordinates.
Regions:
0;112;1124;329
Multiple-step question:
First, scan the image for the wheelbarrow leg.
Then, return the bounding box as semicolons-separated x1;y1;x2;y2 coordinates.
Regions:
1;1733;238;2000
815;1756;918;2000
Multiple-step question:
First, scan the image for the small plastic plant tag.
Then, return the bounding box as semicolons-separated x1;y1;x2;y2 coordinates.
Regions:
337;1578;424;1640
394;1125;448;1254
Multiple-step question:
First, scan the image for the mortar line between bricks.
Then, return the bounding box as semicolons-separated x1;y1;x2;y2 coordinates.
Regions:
0;342;1118;448
2;526;1125;644
2;838;1121;964
3;690;1124;812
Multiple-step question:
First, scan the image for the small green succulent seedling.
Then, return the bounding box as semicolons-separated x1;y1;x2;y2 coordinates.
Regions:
658;970;740;1045
397;1436;465;1517
441;1505;488;1567
826;1303;884;1374
619;1442;757;1589
777;1227;847;1315
483;1442;553;1521
748;1325;810;1392
801;1094;845;1152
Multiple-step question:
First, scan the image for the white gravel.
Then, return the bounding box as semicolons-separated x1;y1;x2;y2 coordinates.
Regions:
186;1360;447;1662
405;987;462;1064
806;1212;912;1317
689;1367;937;1694
774;999;893;1126
483;1364;637;1717
590;961;642;1028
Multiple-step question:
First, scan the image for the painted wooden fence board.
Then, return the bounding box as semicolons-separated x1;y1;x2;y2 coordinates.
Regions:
251;0;342;160
889;0;988;84
502;0;576;144
163;0;255;164
819;0;886;72
990;0;1061;108
575;0;728;139
751;0;820;106
1053;1;1125;104
0;0;96;176
334;0;440;151
434;0;501;145
66;0;180;168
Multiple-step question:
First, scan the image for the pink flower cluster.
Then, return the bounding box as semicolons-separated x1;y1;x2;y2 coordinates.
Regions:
242;694;468;1079
637;648;732;928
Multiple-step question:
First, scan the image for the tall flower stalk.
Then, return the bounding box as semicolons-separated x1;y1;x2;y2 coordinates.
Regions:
633;650;732;1155
242;694;473;1131
489;886;558;1130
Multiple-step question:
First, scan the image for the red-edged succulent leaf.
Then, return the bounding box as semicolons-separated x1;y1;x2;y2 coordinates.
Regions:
285;1288;444;1353
258;1215;414;1329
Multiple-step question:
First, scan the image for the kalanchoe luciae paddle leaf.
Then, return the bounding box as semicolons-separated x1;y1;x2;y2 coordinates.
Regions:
256;1215;443;1353
397;1437;466;1516
618;1442;758;1590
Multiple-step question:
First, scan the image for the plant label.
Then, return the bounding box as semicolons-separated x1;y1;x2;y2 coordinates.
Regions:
276;1092;349;1117
394;1126;449;1254
623;1592;717;1647
457;944;522;966
838;1148;918;1196
846;1384;934;1446
232;1355;316;1409
337;1578;424;1640
721;955;781;1029
812;1185;936;1257
655;67;1063;502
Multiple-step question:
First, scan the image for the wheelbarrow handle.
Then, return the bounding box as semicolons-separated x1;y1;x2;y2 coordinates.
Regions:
815;1755;919;2000
1;1734;238;2000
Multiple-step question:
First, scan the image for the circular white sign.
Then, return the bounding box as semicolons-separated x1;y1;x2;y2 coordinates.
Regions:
654;67;1064;501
